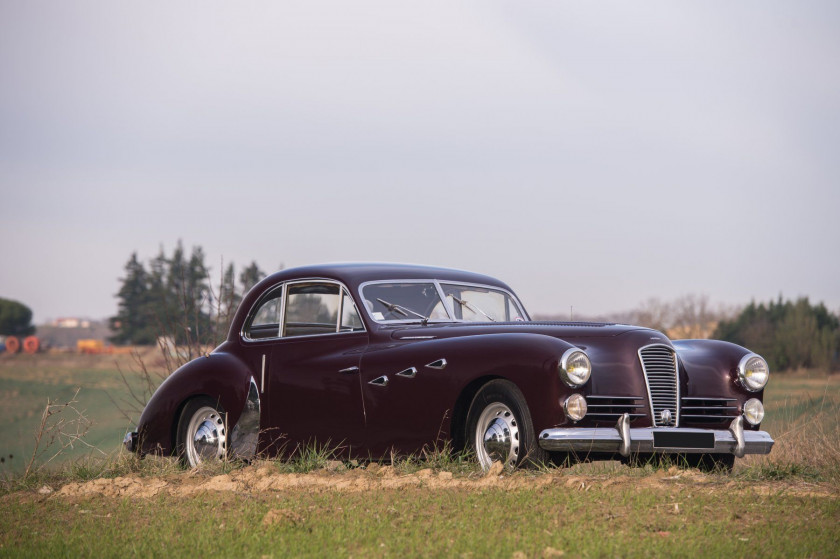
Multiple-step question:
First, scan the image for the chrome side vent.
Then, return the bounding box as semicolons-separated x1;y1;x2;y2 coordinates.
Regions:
638;344;679;427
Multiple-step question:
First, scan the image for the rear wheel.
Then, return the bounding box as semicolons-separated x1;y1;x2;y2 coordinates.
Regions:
176;397;227;468
466;380;547;471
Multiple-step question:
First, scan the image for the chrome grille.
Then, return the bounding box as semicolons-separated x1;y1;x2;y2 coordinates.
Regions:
680;397;738;424
638;344;679;427
586;396;646;423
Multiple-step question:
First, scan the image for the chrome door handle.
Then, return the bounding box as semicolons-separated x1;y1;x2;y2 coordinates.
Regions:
339;366;360;375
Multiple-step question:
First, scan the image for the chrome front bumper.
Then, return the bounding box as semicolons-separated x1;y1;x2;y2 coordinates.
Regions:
538;414;774;457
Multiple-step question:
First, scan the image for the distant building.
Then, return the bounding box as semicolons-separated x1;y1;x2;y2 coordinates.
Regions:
52;317;91;329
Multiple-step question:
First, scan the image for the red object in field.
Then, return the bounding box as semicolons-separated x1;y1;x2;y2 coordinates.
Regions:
23;336;40;354
4;336;20;354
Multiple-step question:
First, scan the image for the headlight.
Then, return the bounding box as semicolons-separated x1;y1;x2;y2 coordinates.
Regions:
559;349;592;387
737;354;769;392
743;398;765;425
563;394;587;421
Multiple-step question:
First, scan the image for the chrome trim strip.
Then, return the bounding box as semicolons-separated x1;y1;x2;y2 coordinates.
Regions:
339;366;360;375
537;425;774;455
396;367;418;378
229;376;261;461
425;358;447;370
260;354;266;393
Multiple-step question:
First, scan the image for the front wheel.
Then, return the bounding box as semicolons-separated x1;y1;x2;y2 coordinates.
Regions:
465;380;547;471
176;397;227;468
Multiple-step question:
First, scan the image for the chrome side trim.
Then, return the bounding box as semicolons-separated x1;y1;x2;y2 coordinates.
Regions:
537;425;774;455
426;358;447;370
260;354;266;393
229;376;261;461
396;367;418;378
369;375;389;387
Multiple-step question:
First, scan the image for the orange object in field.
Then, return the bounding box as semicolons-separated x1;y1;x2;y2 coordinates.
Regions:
77;339;105;354
23;336;40;354
4;336;20;354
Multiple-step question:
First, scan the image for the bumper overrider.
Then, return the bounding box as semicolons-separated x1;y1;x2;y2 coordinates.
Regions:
538;414;774;458
123;431;139;454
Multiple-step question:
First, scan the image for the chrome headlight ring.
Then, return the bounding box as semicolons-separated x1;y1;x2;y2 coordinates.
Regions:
737;354;770;392
559;348;592;387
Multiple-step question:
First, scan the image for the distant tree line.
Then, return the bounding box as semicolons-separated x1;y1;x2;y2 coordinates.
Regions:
109;242;266;346
0;297;35;336
538;293;840;372
714;297;840;372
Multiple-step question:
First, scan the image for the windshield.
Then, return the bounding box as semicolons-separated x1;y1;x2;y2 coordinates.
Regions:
360;280;528;324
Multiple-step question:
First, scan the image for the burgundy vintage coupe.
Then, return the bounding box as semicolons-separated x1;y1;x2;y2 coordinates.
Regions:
124;263;774;471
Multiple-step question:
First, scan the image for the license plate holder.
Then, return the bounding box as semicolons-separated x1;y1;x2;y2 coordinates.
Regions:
653;431;715;449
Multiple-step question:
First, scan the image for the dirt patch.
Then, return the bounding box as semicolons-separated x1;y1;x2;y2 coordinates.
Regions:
51;464;838;501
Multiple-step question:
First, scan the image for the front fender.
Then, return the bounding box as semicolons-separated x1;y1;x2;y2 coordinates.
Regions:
137;351;253;456
673;339;766;428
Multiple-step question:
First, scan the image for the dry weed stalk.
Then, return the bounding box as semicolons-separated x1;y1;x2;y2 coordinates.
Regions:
23;388;102;478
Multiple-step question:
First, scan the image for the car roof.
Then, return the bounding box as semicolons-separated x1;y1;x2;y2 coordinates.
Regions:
258;262;514;292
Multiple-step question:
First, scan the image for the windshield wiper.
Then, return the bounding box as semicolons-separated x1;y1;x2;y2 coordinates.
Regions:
376;298;430;325
449;294;496;322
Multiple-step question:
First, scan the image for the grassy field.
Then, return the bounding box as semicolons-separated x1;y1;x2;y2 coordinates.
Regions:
0;352;838;558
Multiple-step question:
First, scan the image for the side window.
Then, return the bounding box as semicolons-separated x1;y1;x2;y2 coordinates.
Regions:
244;281;366;340
245;287;283;339
340;291;364;332
284;282;340;337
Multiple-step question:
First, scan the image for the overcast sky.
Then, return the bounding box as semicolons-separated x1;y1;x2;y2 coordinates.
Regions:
1;1;838;324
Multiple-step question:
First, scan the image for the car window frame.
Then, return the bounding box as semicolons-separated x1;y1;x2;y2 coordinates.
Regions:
358;279;530;324
241;278;366;342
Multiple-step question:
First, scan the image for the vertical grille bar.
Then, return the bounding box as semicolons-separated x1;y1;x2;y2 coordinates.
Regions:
638;344;679;427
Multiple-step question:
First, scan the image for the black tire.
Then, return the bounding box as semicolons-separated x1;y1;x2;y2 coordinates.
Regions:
465;379;548;470
175;397;227;468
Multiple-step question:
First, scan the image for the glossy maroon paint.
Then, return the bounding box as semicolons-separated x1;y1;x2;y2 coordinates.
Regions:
135;263;764;459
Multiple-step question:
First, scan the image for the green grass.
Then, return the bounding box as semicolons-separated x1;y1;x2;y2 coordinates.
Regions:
0;355;838;557
2;479;837;558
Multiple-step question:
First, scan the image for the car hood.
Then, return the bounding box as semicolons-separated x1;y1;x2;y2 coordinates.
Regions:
389;321;651;341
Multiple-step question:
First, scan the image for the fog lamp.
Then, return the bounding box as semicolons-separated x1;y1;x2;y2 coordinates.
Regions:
564;394;587;421
743;398;765;425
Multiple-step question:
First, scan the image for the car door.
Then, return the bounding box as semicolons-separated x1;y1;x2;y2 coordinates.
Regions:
246;280;369;457
359;340;458;457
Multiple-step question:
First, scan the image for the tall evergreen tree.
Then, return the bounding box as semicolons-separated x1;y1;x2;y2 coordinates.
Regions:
110;253;156;344
239;261;265;295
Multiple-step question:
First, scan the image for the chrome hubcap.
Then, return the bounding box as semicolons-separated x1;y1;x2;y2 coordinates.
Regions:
475;402;520;471
186;406;226;467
